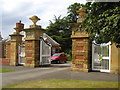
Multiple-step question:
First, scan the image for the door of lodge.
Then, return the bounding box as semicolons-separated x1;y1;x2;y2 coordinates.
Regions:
18;44;25;65
40;40;51;65
92;42;111;72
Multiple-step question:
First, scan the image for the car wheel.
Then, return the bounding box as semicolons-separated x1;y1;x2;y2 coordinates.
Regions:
64;60;67;63
56;60;60;64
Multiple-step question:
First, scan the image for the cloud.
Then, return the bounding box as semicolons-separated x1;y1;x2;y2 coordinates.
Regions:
1;0;87;38
2;1;36;37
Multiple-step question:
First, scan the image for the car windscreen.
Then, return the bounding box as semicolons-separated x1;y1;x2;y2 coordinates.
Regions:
52;54;60;56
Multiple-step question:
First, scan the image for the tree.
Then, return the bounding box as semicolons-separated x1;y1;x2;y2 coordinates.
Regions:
46;3;83;53
67;3;82;23
46;15;71;53
81;2;120;47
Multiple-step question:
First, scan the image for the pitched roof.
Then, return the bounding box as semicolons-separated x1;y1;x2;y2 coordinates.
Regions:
42;33;60;47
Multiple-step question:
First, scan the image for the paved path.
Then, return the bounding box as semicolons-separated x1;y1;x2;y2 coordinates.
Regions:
0;62;119;87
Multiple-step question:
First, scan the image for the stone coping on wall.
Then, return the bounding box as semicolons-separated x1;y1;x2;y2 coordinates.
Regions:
24;28;45;31
9;33;24;37
71;31;89;38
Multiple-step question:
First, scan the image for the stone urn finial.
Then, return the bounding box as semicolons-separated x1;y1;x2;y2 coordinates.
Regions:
76;8;85;17
76;8;85;23
29;15;40;25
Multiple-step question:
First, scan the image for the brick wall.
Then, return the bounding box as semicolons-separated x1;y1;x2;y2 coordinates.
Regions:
6;43;11;59
0;41;2;58
0;58;10;65
0;42;6;58
2;43;6;58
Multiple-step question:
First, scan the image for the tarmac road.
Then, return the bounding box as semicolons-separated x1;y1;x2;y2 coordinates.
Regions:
0;62;119;87
1;62;71;87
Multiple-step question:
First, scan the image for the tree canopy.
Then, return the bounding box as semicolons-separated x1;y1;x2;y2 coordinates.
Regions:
46;3;81;53
67;3;82;23
46;2;120;55
81;2;120;47
46;16;72;53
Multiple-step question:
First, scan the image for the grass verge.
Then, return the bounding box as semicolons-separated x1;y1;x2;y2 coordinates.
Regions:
3;79;119;88
67;60;72;63
0;67;15;73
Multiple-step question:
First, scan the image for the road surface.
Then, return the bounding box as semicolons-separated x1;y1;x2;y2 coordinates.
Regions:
1;63;71;87
0;62;119;87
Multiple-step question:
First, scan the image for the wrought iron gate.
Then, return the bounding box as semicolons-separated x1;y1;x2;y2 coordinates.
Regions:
92;42;111;72
18;44;25;65
40;40;51;65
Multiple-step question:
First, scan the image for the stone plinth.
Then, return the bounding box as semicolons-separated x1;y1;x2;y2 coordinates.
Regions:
71;8;91;72
24;27;45;67
9;34;23;66
71;24;91;72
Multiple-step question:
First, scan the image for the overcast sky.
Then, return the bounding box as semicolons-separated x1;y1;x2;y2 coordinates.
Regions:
1;0;87;38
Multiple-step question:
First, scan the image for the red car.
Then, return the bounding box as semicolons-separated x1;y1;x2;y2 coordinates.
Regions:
48;53;67;64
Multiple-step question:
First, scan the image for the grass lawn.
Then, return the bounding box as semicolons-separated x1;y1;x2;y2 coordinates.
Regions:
0;67;15;73
3;79;119;88
67;60;72;63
